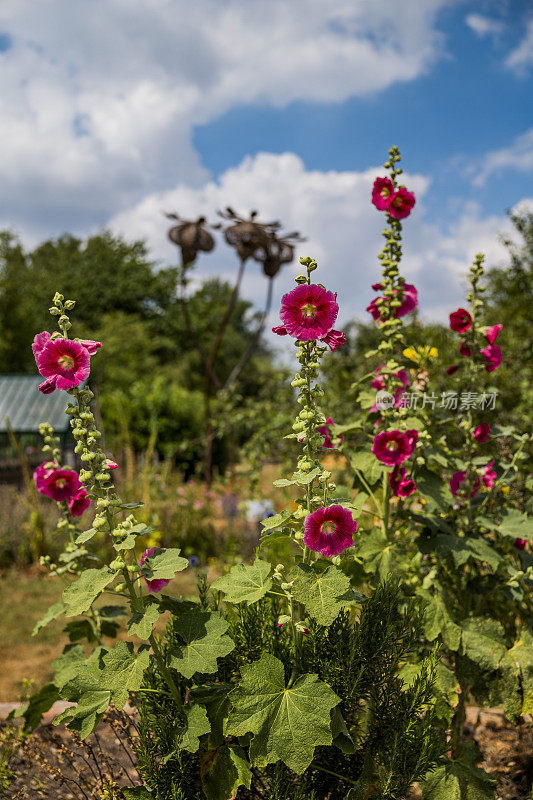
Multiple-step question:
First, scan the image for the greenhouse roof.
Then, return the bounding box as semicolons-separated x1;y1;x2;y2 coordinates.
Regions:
0;375;72;433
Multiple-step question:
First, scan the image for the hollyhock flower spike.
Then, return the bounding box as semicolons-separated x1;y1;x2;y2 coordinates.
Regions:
303;505;357;558
388;187;416;220
480;344;502;373
484;324;502;345
279;284;339;341
139;546;171;593
473;423;490;443
449;308;472;333
68;488;91;517
372;430;416;466
35;337;90;392
371;177;395;211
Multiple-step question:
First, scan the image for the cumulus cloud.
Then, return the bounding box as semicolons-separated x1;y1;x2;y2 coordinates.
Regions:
108;152;519;325
465;13;504;39
505;18;533;74
472;128;533;186
0;0;457;239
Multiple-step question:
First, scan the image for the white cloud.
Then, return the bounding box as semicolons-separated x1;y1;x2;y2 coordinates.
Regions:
465;13;504;39
0;0;457;239
108;152;520;324
473;128;533;186
506;18;533;74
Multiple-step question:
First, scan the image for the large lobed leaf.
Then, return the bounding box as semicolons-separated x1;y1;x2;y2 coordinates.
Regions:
170;609;234;679
290;563;362;626
212;559;272;604
226;652;340;774
62;567;115;616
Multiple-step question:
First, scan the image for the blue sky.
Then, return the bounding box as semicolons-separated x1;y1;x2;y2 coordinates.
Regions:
0;0;531;323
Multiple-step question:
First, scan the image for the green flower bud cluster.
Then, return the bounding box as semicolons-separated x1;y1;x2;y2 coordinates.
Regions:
50;293;75;335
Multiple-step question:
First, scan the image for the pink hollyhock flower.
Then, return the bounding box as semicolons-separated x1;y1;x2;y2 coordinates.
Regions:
317;417;343;449
303;505;357;558
139;547;171;593
484;324;502;344
366;297;382;321
372;430;417;466
473;423;490;443
68;488;91;517
396;283;418;317
278;284;339;341
481;460;497;489
34;464;82;501
388;187;416;220
480;344;502;373
371;177;395;211
367;284;418;322
389;465;416;498
449;308;472;333
35;337;90;392
321;329;346;351
459;341;472;357
372;282;383;291
514;538;526;551
77;339;102;355
449;471;480;498
446;364;460;375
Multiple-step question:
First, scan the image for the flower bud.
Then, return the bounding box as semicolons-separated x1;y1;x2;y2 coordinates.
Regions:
115;583;126;593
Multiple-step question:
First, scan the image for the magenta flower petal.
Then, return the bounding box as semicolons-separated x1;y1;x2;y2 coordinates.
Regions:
78;339;103;355
321;329;345;351
449;308;472;333
389;466;416;497
473;423;490;443
38;377;58;394
484;324;502;344
303;505;357;558
34;463;82;501
272;325;288;336
279;284;338;341
480;344;502;373
459;341;472;357
372;430;414;466
388;187;416;220
68;488;91;517
32;331;52;358
139;546;171;593
371;177;394;211
514;538;526;551
395;283;418;317
37;338;91;390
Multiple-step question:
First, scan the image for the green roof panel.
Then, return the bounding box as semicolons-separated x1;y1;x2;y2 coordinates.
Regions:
0;375;72;433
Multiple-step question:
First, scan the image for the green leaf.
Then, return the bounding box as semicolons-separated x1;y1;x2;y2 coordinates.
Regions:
178;703;211;753
99;605;127;618
226;652;340;774
54;690;110;739
417;467;453;511
499;510;533;540
139;547;188;581
62;567;115;616
260;510;293;532
273;467;322;487
330;706;355;754
51;644;87;688
420;591;462;651
212;559;272;604
501;630;533;717
8;683;60;733
64;619;98;643
100;641;151;708
122;789;154;800
74;527;98;544
190;683;232;748
290;563;355;626
426;534;502;571
170;610;234;679
128;603;161;639
202;745;252;800
460;618;506;671
350;451;385;484
356;528;395;582
32;600;65;636
422;742;497;799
